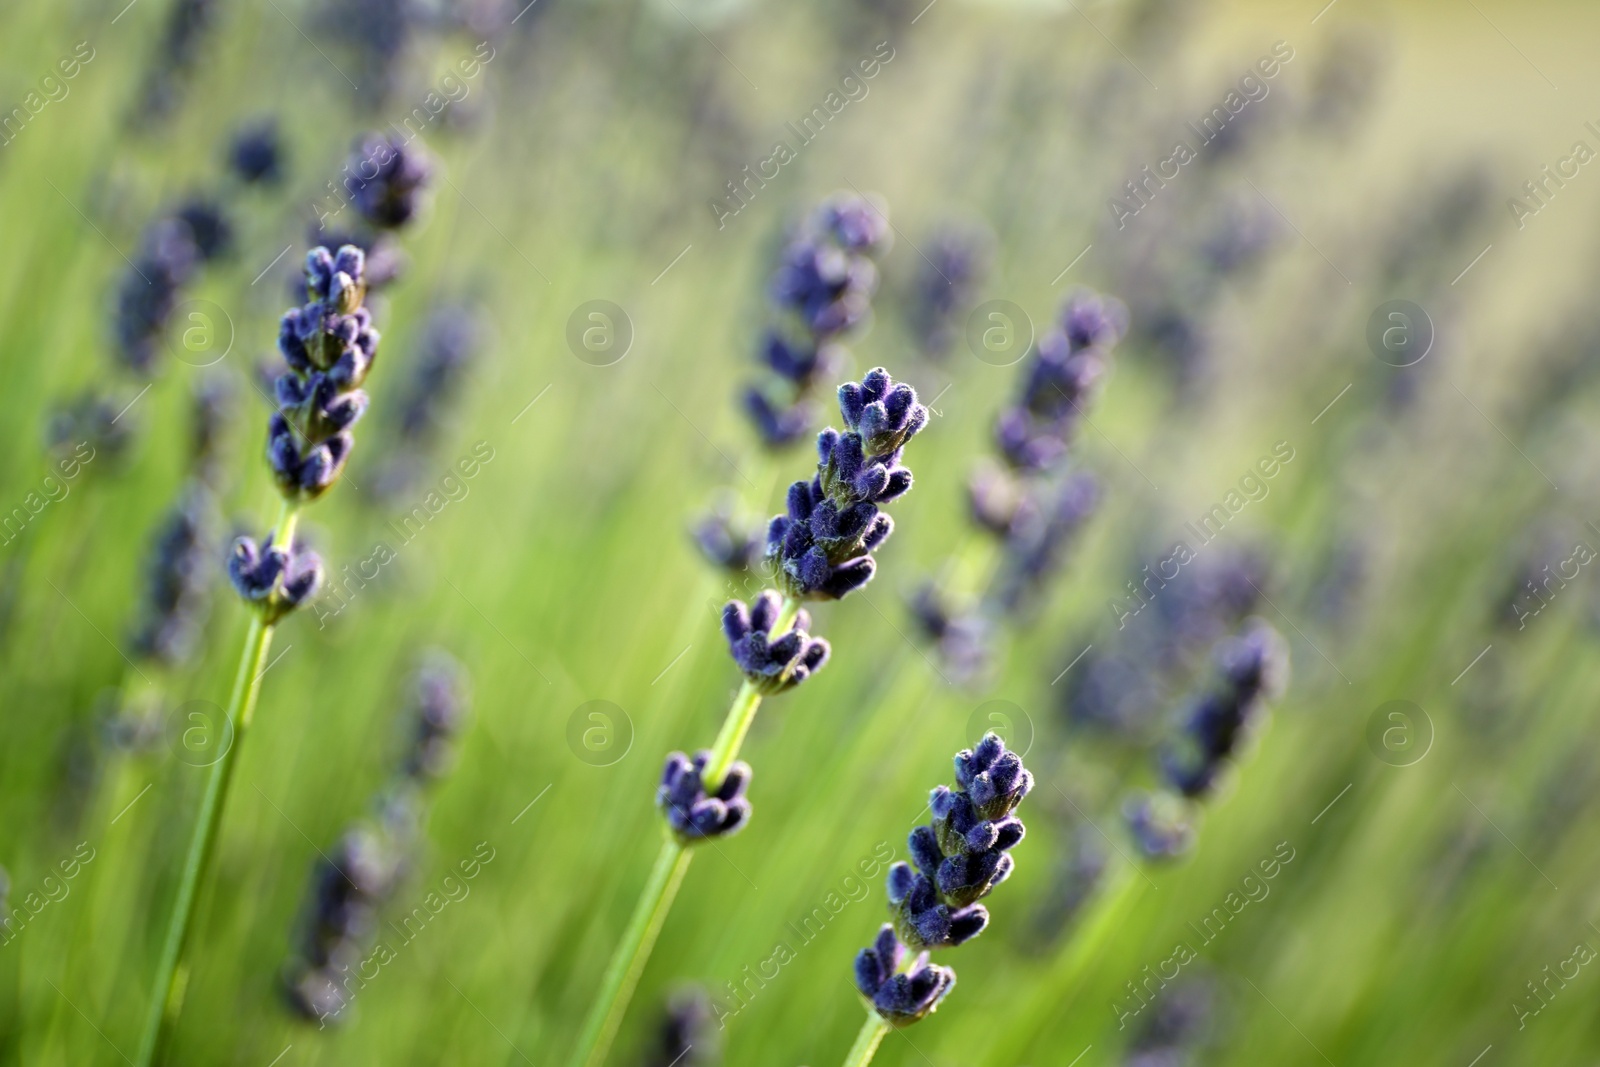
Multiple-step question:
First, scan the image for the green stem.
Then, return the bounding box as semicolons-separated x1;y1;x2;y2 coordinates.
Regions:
135;501;296;1067
567;595;798;1067
702;596;797;788
566;839;693;1067
841;1012;890;1067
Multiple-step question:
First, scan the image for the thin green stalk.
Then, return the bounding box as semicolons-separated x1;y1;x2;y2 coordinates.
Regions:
567;838;693;1067
135;504;297;1067
567;595;799;1067
841;1012;889;1067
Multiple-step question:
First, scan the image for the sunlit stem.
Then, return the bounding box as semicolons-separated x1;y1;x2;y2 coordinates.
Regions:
135;499;298;1067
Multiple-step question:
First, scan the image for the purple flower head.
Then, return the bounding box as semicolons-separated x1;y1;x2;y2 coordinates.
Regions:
692;497;764;572
744;388;816;449
722;591;830;695
814;192;893;257
268;246;379;503
954;732;1034;820
131;488;216;666
229;119;284;186
759;329;845;391
1159;620;1288;799
1059;288;1129;352
227;531;323;624
657;751;752;843
838;367;929;458
348;134;436;230
994;472;1101;614
175;198;235;263
881;733;1030;954
770;238;878;339
854;924;956;1027
1124;791;1197;860
402;651;470;782
112;217;203;374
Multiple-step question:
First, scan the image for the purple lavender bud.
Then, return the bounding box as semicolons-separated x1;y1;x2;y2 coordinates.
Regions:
174;198;234;263
131;488;216;666
907;225;992;359
1125;792;1196;860
347;134;436;230
229;119;284;186
227;532;322;624
815;193;893;256
854;925;955;1028
1059;288;1129;351
744;388;816;450
884;734;1031;954
722;592;831;694
401;651;470;782
645;987;720;1067
656;751;753;843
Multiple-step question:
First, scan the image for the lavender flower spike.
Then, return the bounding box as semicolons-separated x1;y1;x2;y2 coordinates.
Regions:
854;925;956;1028
657;751;753;843
1159;620;1288;799
767;368;928;601
270;245;379;503
723;591;830;694
850;733;1029;1038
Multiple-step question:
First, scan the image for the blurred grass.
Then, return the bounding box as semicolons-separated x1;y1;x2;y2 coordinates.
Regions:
3;0;1600;1065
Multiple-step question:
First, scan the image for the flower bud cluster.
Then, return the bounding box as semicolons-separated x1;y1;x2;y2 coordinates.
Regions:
743;193;893;449
766;369;927;601
854;733;1031;1028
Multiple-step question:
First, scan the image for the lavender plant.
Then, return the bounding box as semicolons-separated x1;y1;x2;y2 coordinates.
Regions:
571;368;928;1067
904;224;992;361
910;288;1127;682
283;652;469;1024
137;245;387;1066
987;621;1287;1066
1125;619;1289;857
842;733;1032;1065
743;194;890;449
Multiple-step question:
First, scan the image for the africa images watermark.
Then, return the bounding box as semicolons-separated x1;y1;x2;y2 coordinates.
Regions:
709;840;897;1027
313;440;497;627
1108;441;1296;630
0;40;96;149
1108;40;1296;230
1111;839;1297;1031
708;41;896;231
1;442;96;548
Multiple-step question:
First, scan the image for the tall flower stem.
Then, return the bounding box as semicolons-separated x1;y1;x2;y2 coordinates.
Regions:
568;596;798;1067
841;1012;889;1067
135;502;298;1067
569;838;693;1067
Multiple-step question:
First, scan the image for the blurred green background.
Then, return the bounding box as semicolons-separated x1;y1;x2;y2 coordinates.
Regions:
2;0;1599;1064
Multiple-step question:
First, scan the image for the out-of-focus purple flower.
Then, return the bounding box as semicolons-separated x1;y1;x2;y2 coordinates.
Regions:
692;496;764;572
741;193;893;449
1124;791;1196;860
131;487;216;666
229;119;285;186
401;651;470;782
907;225;992;360
347;134;436;230
1159;620;1288;799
